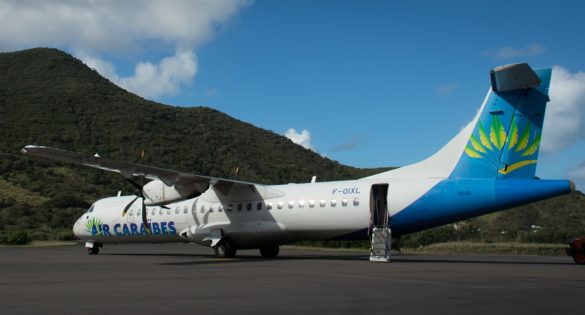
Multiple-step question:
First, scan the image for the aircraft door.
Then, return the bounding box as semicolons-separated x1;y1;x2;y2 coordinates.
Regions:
369;184;389;230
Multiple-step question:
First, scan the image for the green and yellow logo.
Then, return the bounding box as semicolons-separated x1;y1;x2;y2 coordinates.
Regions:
85;217;104;236
464;116;541;175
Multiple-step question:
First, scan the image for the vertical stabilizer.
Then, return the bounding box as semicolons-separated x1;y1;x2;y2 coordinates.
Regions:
450;63;551;179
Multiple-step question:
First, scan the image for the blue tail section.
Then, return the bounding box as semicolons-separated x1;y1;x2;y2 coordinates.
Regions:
391;178;573;235
450;64;551;179
387;64;574;236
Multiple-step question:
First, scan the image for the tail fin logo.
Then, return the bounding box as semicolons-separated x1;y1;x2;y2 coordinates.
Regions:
464;116;541;175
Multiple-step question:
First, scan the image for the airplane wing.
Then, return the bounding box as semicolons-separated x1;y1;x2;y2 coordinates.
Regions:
21;145;258;196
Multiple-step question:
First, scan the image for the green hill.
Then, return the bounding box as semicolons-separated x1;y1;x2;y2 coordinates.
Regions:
0;48;389;242
0;48;583;245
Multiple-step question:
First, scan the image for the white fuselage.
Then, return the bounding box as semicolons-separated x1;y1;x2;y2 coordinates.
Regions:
73;179;397;248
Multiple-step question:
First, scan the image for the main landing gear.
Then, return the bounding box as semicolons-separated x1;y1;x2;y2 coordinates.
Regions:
214;240;237;258
259;245;280;258
86;241;102;255
212;240;281;259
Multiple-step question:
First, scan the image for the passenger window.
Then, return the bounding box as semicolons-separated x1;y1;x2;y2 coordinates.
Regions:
209;205;214;212
200;205;206;213
128;210;133;216
309;200;315;208
288;201;294;209
227;204;233;212
247;203;252;211
353;198;360;206
152;208;156;216
330;199;337;207
175;206;180;214
184;206;188;214
319;200;326;207
267;203;273;210
218;205;224;212
277;202;284;209
167;208;171;215
237;203;242;211
257;202;262;211
298;200;305;208
342;199;348;207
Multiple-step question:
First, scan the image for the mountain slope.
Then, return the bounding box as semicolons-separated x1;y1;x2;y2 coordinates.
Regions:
0;48;387;184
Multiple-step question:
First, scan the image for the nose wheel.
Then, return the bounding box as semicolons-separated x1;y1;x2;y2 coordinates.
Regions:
85;241;102;255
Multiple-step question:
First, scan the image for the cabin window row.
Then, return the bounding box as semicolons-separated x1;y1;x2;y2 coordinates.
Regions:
127;205;190;217
197;197;360;213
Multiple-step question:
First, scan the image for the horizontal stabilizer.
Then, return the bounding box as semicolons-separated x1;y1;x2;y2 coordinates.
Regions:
490;63;541;92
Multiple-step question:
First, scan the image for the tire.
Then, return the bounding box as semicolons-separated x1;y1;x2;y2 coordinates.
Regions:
573;252;585;265
88;246;99;255
259;245;280;258
214;240;236;258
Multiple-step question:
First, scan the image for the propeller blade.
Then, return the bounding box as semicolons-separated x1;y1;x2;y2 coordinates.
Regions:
127;178;144;193
141;197;151;234
122;195;140;216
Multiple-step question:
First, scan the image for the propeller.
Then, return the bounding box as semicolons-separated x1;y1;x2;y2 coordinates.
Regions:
121;177;151;234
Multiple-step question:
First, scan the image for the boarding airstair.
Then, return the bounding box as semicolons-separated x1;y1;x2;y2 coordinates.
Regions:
370;225;391;262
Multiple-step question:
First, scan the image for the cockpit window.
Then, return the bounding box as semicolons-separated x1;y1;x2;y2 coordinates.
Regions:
87;205;95;213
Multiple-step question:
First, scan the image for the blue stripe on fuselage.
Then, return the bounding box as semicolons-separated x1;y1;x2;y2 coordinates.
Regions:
390;178;572;235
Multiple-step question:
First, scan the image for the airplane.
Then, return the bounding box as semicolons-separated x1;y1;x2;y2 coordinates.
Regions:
21;63;573;261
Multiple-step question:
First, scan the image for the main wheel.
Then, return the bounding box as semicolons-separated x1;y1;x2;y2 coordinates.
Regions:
88;246;99;255
259;245;279;258
214;240;236;258
573;252;585;265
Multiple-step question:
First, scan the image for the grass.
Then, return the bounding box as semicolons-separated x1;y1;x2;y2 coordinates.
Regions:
404;242;567;256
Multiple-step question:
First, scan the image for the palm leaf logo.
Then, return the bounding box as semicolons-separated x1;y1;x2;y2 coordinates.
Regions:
515;124;530;152
521;134;541;157
489;116;506;150
464;115;542;175
508;119;519;149
85;217;103;236
478;121;492;151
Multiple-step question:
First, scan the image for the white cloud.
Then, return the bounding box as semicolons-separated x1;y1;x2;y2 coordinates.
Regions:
0;0;250;98
482;43;545;59
567;161;585;192
0;0;248;52
284;128;313;151
79;50;197;98
541;66;585;153
330;134;368;152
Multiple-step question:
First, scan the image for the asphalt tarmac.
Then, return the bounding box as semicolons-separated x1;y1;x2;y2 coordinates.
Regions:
0;243;583;314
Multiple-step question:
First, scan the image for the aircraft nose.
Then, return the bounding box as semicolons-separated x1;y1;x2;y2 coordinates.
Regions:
72;217;86;238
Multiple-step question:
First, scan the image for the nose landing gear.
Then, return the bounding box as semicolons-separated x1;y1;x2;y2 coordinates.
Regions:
85;241;102;255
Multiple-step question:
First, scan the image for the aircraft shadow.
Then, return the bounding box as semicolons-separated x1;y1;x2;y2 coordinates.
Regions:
105;251;369;265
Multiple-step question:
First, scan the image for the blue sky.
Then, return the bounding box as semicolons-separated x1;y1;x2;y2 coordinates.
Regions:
1;1;585;189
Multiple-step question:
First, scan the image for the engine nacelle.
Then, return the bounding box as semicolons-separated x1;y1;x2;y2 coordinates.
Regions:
142;179;199;206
